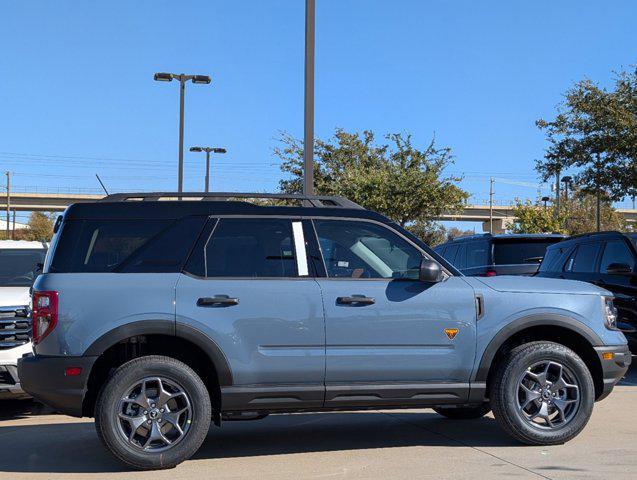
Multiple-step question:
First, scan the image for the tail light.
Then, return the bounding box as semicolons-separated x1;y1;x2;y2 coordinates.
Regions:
485;270;497;277
32;291;59;345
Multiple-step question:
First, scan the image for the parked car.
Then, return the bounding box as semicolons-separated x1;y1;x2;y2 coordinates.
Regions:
0;240;47;399
434;233;567;276
537;231;637;349
18;193;629;470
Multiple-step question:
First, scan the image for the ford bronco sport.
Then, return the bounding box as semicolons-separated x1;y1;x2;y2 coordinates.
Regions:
18;193;630;470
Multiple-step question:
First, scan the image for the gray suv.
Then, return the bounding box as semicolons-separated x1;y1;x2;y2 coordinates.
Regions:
18;193;630;470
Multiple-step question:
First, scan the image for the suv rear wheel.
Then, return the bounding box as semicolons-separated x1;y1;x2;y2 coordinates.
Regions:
490;341;594;445
95;355;211;470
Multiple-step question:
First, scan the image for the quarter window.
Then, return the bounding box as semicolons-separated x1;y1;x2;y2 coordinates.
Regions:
313;220;423;279
204;218;301;278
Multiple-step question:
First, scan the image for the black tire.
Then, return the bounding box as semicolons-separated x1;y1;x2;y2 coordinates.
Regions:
490;341;594;446
433;404;491;419
95;355;212;470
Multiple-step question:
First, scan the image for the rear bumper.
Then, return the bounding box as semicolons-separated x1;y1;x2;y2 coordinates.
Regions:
595;345;632;401
17;354;96;416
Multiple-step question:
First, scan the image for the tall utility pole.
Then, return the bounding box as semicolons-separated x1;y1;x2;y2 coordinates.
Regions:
189;146;227;192
5;172;10;239
489;177;494;234
154;72;212;193
303;0;315;196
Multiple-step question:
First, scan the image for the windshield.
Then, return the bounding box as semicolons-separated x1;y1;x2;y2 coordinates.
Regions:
0;248;47;287
493;239;562;265
629;234;637;251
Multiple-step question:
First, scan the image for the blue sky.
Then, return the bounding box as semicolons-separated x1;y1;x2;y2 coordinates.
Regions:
1;1;636;226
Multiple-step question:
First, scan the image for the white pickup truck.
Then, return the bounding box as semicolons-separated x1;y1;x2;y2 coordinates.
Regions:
0;240;47;399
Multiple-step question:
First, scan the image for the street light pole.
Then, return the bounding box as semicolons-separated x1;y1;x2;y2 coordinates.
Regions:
178;77;186;195
303;0;315;196
154;72;212;193
190;146;227;192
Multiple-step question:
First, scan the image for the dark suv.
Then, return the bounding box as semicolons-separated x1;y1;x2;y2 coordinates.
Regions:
537;231;637;349
434;234;566;276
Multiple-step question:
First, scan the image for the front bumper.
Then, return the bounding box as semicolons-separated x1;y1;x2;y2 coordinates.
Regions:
17;354;96;416
595;345;632;401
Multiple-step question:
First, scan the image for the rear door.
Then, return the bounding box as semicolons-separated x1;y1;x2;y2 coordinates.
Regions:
175;217;325;410
311;218;477;407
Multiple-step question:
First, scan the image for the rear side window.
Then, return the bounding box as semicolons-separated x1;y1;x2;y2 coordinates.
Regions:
50;217;205;273
204;218;300;278
564;242;602;273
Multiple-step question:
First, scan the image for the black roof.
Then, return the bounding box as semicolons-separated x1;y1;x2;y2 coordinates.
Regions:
63;192;387;222
546;230;637;248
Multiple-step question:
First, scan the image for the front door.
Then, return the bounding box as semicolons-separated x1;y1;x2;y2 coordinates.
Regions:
176;217;325;411
311;219;477;407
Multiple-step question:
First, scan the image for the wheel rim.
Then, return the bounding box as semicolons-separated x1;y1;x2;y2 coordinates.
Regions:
116;376;192;452
516;360;581;430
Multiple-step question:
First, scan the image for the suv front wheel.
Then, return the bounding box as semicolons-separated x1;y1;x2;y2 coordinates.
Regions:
95;355;211;470
490;341;594;445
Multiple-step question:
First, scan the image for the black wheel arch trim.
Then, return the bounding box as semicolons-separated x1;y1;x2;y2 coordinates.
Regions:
83;320;233;386
473;313;603;383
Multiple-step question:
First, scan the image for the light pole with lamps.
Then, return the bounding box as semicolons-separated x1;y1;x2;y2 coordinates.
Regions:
154;72;211;193
189;146;227;192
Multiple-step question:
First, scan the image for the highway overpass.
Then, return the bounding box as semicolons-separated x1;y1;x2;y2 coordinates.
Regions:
1;192;635;233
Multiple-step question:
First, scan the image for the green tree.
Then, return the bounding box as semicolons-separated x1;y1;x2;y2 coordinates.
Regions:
536;66;637;228
25;212;55;241
512;194;627;235
276;129;469;232
511;199;567;234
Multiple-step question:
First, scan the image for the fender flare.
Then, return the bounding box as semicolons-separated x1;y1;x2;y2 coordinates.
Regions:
472;313;603;383
84;320;233;386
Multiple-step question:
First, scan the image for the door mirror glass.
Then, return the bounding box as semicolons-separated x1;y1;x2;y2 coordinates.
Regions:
419;259;443;283
605;262;633;275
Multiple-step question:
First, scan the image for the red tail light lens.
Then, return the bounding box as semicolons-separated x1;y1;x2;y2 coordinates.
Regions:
32;291;59;345
485;270;497;277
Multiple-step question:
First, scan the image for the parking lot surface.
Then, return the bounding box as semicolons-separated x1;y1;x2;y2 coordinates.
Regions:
1;363;635;480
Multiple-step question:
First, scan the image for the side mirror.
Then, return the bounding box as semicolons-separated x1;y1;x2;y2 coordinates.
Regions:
605;263;633;275
419;259;444;283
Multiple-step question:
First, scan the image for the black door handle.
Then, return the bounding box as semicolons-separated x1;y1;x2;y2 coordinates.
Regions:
336;295;375;306
197;295;239;307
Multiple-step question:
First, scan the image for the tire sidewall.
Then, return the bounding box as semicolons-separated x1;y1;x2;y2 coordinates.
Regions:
96;356;211;469
501;344;594;444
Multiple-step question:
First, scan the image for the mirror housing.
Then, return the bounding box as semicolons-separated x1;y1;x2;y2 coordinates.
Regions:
605;263;633;275
419;259;444;283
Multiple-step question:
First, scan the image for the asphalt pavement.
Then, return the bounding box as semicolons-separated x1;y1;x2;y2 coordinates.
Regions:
1;362;635;480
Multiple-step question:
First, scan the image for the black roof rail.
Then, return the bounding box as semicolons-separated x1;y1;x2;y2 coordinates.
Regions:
99;192;364;209
563;230;626;240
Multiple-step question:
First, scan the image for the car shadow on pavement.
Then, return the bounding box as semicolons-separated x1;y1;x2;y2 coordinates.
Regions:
0;411;516;473
0;399;54;421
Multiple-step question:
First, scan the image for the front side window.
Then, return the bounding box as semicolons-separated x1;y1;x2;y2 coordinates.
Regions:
313;220;423;279
599;240;635;273
204;218;301;278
